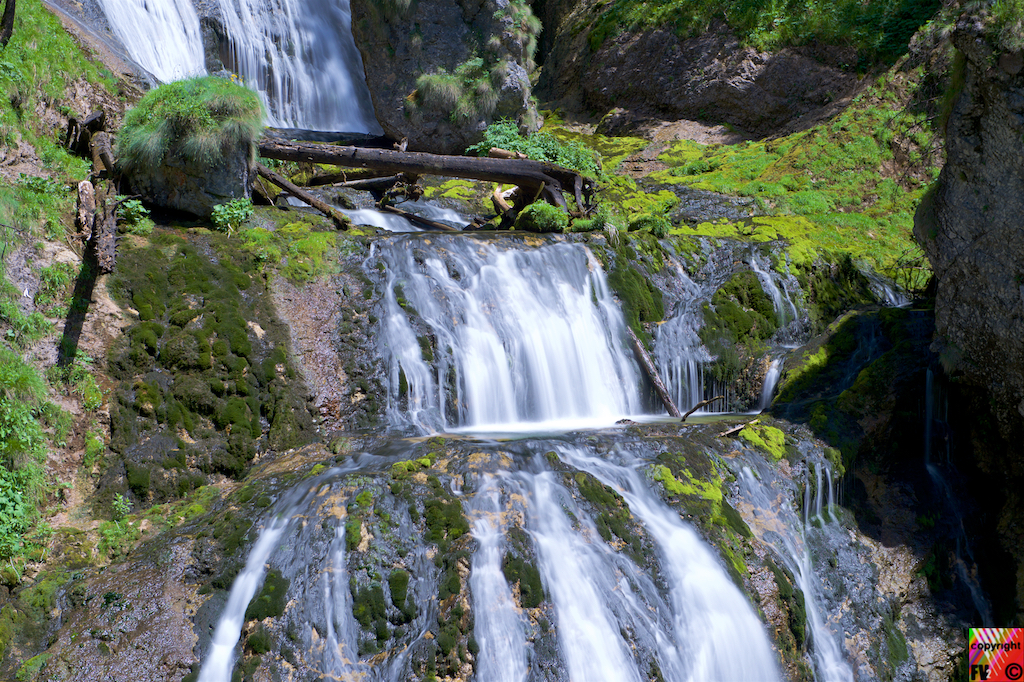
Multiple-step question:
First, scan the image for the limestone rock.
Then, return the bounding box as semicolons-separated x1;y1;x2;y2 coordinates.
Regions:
125;144;253;219
913;15;1024;448
348;0;541;154
538;3;858;137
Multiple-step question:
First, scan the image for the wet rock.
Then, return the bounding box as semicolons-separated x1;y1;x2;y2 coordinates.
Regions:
539;7;858;137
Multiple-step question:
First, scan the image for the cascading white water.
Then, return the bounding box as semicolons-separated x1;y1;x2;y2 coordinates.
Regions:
97;0;206;82
377;237;643;431
654;261;720;413
217;0;381;132
757;358;783;412
558;447;781;682
467;475;529;682
198;514;293;682
737;466;854;682
749;250;800;327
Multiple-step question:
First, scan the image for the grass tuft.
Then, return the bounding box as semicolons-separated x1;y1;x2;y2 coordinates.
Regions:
117;76;263;174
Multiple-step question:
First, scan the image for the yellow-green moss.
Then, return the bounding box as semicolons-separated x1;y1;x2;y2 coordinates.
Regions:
738;424;787;460
652;464;723;505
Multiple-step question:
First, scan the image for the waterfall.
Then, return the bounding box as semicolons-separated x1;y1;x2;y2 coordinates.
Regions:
376;237;643;432
197;513;293;682
216;0;381;132
96;0;206;82
738;466;854;682
757;358;783;412
467;475;529;682
749;249;800;328
654;261;719;413
558;447;781;682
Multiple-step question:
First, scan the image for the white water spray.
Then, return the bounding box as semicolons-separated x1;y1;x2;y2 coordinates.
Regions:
97;0;206;82
217;0;381;132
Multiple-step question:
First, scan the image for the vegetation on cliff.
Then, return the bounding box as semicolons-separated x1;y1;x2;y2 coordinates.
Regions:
589;0;942;66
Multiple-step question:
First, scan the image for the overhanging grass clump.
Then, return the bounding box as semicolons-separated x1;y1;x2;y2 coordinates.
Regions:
118;76;263;174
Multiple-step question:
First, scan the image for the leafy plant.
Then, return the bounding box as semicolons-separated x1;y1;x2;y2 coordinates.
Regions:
117;76;264;174
116;199;155;236
112;493;131;522
467;119;603;178
212;198;254;235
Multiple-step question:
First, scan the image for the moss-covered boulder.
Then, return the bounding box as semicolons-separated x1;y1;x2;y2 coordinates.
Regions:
117;76;263;218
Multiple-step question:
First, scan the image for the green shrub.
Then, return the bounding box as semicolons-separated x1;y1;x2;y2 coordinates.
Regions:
117;76;264;174
514;202;570;233
211;198;254;235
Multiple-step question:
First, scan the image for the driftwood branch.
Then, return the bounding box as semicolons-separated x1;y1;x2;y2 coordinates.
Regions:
380;205;459;232
254;163;349;230
257;139;594;211
625;326;681;418
719;422;754;438
681;395;725;421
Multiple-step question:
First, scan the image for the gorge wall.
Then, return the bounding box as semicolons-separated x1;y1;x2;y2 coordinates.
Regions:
914;14;1024;624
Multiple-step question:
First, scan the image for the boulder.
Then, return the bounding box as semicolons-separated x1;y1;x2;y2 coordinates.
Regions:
125;143;253;219
537;1;859;137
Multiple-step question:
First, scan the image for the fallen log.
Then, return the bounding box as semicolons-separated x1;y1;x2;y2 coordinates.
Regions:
90;131;115;177
93;189;118;274
625;326;682;418
681;396;725;421
335;174;406;191
381;205;460;232
75;180;95;240
254;163;349;230
719;422;753;438
257;139;593;211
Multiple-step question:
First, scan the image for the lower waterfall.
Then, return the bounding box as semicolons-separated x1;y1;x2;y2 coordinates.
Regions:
377;236;644;432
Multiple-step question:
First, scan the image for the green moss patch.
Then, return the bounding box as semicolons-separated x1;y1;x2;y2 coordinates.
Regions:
738;423;787;460
107;231;313;504
245;570;289;621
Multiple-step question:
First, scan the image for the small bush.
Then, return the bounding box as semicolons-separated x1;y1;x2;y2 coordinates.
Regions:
514;202;570;233
117;76;264;174
117;199;155;236
467;120;603;178
211;198;254;235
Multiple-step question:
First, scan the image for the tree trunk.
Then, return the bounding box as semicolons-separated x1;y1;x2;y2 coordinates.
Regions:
0;0;16;49
75;181;95;240
380;204;459;232
625;326;682;418
254;163;350;230
258;139;593;211
93;189;118;274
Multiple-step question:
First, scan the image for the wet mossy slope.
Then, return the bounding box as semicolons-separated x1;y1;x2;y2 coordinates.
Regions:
104;230;316;510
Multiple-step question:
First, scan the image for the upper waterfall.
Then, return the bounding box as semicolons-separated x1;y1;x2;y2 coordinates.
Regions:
97;0;381;133
97;0;206;82
217;0;382;133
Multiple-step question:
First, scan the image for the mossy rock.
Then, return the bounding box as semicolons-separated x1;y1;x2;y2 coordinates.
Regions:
514;203;569;233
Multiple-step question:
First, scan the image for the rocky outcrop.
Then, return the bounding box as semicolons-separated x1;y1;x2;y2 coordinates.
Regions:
914;16;1024;454
348;0;541;154
914;14;1024;623
124;144;253;218
537;3;859;137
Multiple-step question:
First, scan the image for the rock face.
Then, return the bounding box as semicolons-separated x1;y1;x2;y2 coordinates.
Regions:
914;15;1024;622
538;3;859;137
914;17;1024;452
125;144;253;219
348;0;541;154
